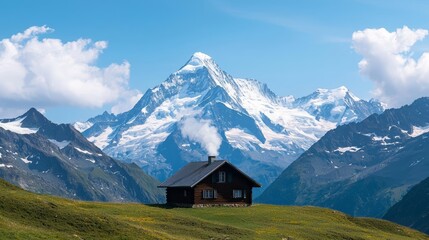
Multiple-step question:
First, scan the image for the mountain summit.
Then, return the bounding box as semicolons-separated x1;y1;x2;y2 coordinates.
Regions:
76;52;384;194
294;86;380;125
181;52;214;70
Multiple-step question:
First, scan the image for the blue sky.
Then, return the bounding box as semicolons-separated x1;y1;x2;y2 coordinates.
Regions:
1;0;429;123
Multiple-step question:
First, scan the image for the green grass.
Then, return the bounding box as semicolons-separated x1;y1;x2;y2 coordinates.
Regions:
0;179;427;240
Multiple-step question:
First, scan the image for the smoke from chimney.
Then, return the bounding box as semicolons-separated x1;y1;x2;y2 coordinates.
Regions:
180;116;221;156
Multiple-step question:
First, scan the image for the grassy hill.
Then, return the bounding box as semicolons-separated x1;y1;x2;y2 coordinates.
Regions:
0;179;428;240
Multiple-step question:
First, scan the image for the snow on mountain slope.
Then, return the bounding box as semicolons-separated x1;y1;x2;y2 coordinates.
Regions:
0;117;39;134
73;121;93;132
233;78;337;149
410;125;429;138
76;52;384;194
294;86;383;125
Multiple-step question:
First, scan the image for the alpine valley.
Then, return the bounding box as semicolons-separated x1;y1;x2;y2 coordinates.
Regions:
0;108;164;203
75;52;384;195
257;97;429;217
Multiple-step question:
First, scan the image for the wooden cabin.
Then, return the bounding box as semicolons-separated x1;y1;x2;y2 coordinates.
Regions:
158;156;261;207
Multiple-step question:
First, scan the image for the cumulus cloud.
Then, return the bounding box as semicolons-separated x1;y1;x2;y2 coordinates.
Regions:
0;25;135;117
180;116;222;156
352;26;429;107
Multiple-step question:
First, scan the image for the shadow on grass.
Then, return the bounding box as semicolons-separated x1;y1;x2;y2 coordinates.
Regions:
146;204;178;209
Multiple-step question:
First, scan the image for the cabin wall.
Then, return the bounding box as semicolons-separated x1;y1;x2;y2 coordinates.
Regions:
193;164;253;205
166;187;194;204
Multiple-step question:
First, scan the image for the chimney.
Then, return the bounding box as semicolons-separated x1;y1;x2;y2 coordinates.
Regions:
208;156;216;164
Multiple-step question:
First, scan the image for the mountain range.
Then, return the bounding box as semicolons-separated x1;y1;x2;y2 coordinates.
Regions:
257;97;429;217
75;52;384;194
0;108;164;203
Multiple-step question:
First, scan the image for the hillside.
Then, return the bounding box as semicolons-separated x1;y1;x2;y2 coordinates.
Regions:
257;97;429;217
0;178;427;240
384;176;429;234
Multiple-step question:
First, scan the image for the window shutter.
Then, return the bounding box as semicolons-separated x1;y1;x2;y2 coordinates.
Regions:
227;172;232;183
214;190;217;199
243;189;246;199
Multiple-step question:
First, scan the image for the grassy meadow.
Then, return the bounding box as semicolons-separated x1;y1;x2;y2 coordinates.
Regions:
0;179;427;240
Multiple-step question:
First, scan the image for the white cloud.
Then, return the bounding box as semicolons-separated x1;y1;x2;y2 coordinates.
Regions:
111;90;143;114
10;25;53;42
352;26;429;107
0;26;134;117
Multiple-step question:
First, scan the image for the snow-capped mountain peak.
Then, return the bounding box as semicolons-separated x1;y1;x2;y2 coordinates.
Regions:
294;85;383;125
322;85;361;102
174;52;242;99
188;51;213;63
178;52;217;74
77;53;384;195
0;108;50;135
311;86;352;102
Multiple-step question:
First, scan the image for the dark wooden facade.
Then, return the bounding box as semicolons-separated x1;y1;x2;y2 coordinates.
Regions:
161;159;260;207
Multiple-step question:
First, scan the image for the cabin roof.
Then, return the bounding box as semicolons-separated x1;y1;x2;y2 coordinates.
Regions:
158;160;261;188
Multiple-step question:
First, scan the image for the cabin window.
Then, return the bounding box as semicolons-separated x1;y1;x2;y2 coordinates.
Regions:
184;189;187;197
218;171;226;183
233;189;243;198
203;189;217;199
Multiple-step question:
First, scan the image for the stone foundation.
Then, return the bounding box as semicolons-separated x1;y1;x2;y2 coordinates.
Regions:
169;203;251;208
